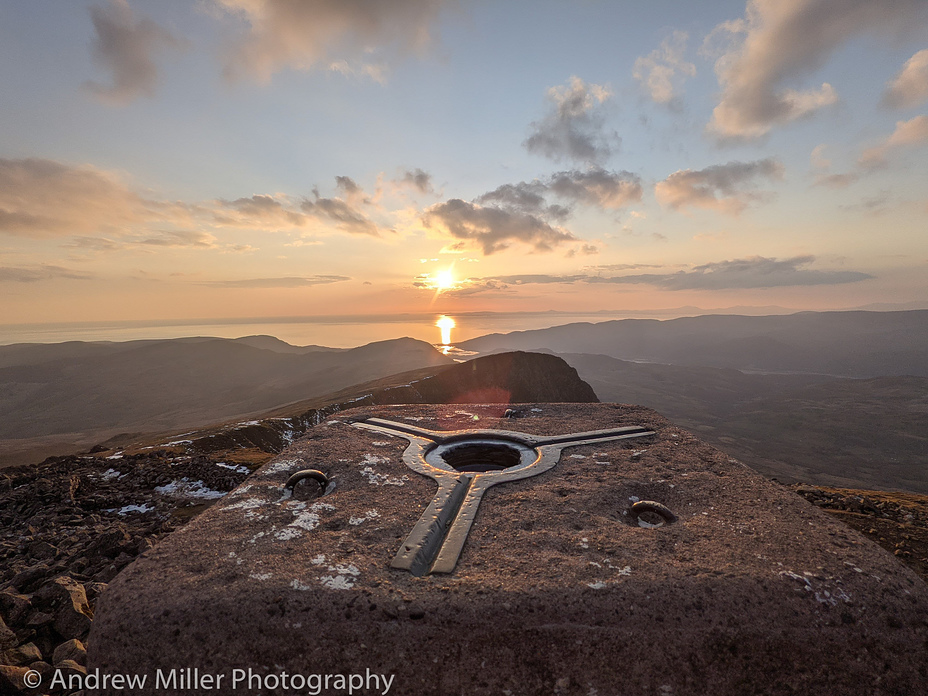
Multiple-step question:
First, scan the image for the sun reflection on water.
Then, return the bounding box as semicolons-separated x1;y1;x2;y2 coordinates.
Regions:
436;315;455;346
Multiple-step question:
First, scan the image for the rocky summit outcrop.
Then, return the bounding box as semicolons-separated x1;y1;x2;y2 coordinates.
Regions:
89;404;928;696
362;350;599;405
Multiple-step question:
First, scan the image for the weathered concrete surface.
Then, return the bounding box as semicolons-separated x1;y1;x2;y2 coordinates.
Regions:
88;404;928;695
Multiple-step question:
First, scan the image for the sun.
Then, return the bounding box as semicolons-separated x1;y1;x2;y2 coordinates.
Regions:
434;269;455;291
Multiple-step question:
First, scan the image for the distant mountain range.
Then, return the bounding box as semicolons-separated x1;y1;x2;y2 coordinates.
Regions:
458;310;928;377
2;309;926;494
0;336;450;465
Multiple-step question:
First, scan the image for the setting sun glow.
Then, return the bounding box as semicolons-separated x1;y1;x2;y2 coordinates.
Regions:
436;315;456;345
434;270;455;291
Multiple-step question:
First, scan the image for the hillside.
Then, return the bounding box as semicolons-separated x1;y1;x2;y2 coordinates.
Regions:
457;310;928;377
0;336;451;466
556;352;928;494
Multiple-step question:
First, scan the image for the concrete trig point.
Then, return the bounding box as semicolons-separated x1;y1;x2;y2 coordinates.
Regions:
353;417;655;575
89;404;928;696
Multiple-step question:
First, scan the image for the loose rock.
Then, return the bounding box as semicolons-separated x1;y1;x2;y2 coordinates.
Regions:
0;641;42;667
52;639;86;667
0;616;17;651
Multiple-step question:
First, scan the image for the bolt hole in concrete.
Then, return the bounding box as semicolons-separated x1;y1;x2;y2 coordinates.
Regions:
632;500;676;528
440;441;524;473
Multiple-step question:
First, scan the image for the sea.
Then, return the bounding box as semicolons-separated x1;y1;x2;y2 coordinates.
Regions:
0;310;707;349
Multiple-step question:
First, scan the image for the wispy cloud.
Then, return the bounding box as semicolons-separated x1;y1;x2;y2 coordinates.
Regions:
203;275;351;288
0;158;390;244
883;49;928;109
137;230;217;247
0;265;93;283
394;169;434;195
524;77;617;164
215;0;449;83
705;0;922;140
0;158;172;237
655;158;783;215
460;256;870;292
588;256;871;289
633;31;696;107
301;185;381;237
216;194;308;228
84;0;185;105
810;144;859;188
859;115;928;170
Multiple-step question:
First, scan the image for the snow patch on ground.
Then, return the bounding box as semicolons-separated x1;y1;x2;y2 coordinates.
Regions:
117;503;154;515
155;478;226;500
215;462;251;474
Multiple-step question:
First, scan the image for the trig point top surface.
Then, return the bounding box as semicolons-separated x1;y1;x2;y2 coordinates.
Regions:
89;404;928;696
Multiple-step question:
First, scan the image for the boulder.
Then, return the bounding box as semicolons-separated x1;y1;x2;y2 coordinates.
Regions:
0;616;16;651
0;665;29;692
35;577;92;640
0;592;32;628
0;642;42;667
52;639;86;667
54;658;86;676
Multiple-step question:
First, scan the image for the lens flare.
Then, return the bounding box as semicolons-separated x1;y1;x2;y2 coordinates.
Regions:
436;315;455;345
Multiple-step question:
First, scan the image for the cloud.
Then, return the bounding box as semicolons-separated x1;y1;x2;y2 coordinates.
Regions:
218;180;381;236
859;115;928;169
565;244;599;257
633;31;696;107
467;256;869;291
215;194;307;228
524;77;617;164
0;157;389;245
0;158;158;237
84;0;185;105
301;189;380;237
548;168;643;210
884;49;928;109
395;168;434;194
422;199;577;255
204;275;351;288
0;265;92;283
590;256;871;289
706;0;922;140
654;158;783;214
810;144;859;188
814;172;860;188
215;0;448;83
137;230;217;247
475;181;569;220
62;236;124;251
334;175;370;206
474;169;641;223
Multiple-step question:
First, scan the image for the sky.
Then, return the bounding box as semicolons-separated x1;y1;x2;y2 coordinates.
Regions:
1;0;927;329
